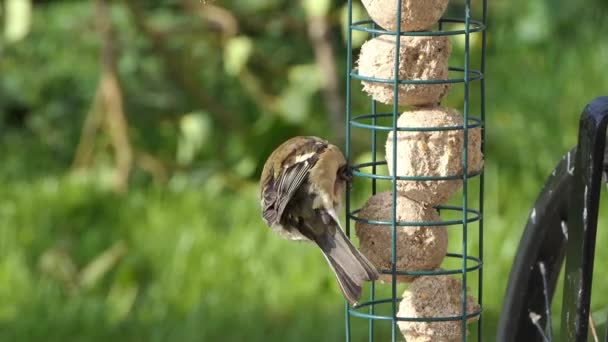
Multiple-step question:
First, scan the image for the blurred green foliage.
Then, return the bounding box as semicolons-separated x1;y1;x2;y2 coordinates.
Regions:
0;0;608;341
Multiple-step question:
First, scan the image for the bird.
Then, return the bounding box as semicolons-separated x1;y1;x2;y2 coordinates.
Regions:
260;136;379;305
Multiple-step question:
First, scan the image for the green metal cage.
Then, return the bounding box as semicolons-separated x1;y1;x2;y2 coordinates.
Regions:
344;0;487;341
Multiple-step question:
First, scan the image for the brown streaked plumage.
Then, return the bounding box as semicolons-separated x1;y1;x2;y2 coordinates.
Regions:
260;136;379;305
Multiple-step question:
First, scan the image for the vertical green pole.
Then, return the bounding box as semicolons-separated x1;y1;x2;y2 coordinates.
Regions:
345;1;353;341
391;1;404;341
478;0;488;339
369;20;378;342
462;0;472;341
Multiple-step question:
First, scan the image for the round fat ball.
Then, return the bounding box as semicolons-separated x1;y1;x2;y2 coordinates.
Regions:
361;0;449;32
355;191;448;283
398;274;480;342
357;35;451;106
386;106;483;205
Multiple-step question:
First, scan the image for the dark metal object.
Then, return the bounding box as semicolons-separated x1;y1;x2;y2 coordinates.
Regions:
497;96;608;342
496;147;573;341
605;311;608;342
561;97;608;341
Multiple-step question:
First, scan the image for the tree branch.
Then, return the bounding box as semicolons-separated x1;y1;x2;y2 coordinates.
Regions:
97;0;133;193
306;15;345;144
123;0;243;134
181;0;239;39
72;86;105;170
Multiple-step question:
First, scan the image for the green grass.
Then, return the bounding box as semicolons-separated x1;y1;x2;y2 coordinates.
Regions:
1;132;608;341
0;164;347;341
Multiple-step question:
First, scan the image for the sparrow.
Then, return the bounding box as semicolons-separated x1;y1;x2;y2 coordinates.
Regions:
260;136;379;305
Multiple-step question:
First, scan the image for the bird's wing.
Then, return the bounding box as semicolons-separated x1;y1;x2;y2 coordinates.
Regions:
261;157;316;226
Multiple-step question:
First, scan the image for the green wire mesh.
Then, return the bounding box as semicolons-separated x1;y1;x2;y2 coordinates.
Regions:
344;0;487;341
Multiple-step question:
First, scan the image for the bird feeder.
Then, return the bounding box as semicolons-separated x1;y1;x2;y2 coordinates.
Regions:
344;0;487;340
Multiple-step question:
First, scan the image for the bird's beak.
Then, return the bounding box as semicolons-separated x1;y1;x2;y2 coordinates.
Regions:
339;165;354;189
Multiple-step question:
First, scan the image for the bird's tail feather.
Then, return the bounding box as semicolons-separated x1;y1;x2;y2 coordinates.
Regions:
315;225;380;305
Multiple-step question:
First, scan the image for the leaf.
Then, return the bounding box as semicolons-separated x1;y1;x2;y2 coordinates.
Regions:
339;2;368;48
302;0;331;17
277;64;322;123
516;1;551;43
177;111;212;166
106;281;138;324
234;157;256;178
38;247;78;290
4;0;32;43
287;64;323;94
452;33;481;54
224;36;254;76
79;241;128;290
